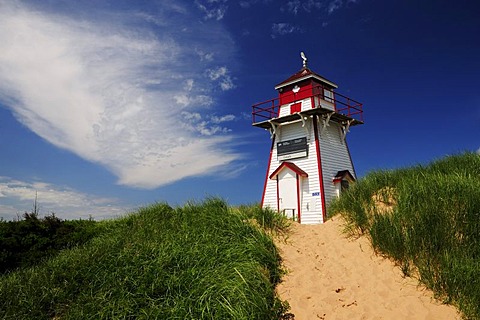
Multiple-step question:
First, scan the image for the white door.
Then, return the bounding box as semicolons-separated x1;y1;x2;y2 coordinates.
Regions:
278;169;297;220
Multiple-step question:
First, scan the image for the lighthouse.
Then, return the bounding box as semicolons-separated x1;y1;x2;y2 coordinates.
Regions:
251;53;364;224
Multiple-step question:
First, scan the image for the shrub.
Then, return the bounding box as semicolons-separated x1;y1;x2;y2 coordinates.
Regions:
0;213;97;274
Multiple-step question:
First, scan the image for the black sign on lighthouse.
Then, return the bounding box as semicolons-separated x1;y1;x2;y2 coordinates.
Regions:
251;53;364;224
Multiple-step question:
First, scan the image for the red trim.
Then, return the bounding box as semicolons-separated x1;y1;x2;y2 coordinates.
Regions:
276;177;280;212
269;162;308;179
296;173;301;223
260;138;275;207
313;113;327;222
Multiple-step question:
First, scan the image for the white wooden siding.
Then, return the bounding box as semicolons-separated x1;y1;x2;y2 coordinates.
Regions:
262;119;324;224
278;99;313;117
318;122;355;206
314;97;335;111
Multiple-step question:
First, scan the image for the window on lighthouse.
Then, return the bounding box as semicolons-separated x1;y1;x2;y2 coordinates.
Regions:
290;102;302;114
324;89;334;103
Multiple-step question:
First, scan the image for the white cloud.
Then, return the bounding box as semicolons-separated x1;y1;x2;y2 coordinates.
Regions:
477;147;480;155
220;78;235;91
239;1;252;8
207;66;228;80
174;94;213;107
181;111;233;136
195;48;214;61
0;1;239;189
206;66;235;91
286;0;301;15
182;112;203;122
284;0;324;15
195;0;228;20
328;0;343;14
271;23;301;38
0;177;128;220
302;0;323;12
280;0;355;15
239;0;272;9
184;79;195;91
210;114;236;123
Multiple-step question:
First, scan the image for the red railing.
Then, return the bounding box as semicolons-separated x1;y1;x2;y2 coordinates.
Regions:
252;84;363;123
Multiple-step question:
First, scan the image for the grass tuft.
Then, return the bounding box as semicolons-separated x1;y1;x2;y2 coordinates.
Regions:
329;152;480;319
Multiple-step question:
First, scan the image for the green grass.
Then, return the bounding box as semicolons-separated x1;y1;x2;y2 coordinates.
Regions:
234;203;291;234
329;152;480;319
0;198;289;319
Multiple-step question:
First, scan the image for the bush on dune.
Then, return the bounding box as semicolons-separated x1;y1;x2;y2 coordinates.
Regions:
0;212;97;274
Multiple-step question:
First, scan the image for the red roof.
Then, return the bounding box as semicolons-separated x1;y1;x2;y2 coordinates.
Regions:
274;67;338;90
269;162;308;179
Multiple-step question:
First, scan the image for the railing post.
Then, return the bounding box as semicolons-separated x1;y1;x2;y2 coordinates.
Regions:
252;90;363;124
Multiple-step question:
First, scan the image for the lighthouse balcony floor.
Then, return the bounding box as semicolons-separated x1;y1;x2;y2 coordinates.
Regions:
251;89;363;129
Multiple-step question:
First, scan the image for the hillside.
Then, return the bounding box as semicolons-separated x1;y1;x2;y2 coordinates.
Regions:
329;152;480;319
0;199;288;319
1;153;478;319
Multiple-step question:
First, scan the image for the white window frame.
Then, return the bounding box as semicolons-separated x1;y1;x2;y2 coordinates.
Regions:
324;89;334;103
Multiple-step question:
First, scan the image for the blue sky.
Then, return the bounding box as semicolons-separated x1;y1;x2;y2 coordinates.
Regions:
0;0;479;220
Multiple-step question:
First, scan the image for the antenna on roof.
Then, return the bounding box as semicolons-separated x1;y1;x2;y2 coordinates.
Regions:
300;51;307;68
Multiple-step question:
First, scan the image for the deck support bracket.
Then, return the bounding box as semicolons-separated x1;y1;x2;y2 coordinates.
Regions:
320;112;335;135
268;120;280;140
341;119;353;140
299;113;311;139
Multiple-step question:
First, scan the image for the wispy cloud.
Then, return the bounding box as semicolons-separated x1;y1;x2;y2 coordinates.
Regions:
280;0;357;15
195;0;228;20
271;23;302;38
239;0;273;9
284;0;323;15
327;0;358;14
210;114;236;123
206;66;236;91
0;177;128;220
286;0;301;15
195;48;215;62
0;1;239;189
327;0;342;14
180;111;235;136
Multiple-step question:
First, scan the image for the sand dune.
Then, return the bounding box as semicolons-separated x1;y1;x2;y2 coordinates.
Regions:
276;217;460;319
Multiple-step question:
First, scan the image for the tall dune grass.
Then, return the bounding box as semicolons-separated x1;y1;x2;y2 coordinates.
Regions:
0;198;289;319
329;152;480;319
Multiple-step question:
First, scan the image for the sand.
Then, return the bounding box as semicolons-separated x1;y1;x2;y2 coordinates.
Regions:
275;217;460;320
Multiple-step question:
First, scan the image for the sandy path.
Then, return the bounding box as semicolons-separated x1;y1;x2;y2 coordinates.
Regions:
275;217;460;320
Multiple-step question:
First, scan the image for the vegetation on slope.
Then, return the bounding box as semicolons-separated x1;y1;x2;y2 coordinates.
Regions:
0;212;97;274
329;152;480;319
0;198;289;319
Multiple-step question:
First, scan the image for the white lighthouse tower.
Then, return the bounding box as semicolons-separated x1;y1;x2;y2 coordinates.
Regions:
252;53;364;224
